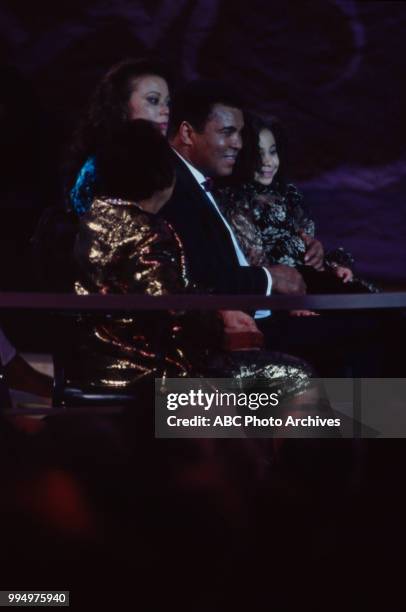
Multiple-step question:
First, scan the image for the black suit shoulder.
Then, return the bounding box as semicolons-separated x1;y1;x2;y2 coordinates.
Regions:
161;153;267;295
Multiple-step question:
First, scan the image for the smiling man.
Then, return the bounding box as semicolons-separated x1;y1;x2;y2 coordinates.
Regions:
161;80;305;299
160;81;391;376
177;102;243;177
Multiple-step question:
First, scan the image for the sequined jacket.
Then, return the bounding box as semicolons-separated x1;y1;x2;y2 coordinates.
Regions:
70;196;313;397
72;197;192;390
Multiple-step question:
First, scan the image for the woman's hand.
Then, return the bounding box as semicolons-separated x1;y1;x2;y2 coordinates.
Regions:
300;231;325;271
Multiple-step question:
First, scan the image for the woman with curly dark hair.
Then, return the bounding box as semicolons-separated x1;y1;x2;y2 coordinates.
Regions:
67;58;171;215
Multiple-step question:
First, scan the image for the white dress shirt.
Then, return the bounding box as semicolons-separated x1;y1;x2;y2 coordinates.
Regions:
173;150;271;317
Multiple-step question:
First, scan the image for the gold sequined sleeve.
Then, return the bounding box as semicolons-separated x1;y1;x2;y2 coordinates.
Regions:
72;198;192;388
74;198;187;296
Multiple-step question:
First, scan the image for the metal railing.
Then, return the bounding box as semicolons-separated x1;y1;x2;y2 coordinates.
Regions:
1;291;404;417
0;291;405;312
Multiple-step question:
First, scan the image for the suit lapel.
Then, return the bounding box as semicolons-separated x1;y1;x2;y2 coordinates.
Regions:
171;154;238;256
173;154;211;210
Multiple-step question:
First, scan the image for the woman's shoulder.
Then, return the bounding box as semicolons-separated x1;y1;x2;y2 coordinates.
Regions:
87;197;175;240
88;197;161;224
76;198;180;267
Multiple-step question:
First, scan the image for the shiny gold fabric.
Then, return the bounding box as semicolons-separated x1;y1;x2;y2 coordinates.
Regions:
203;350;312;401
72;197;191;390
71;196;312;398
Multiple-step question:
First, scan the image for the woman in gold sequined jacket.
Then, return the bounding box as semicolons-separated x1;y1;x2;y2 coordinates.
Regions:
72;120;190;390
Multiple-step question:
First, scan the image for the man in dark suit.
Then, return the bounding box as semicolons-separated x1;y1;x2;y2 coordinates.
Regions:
160;81;394;376
161;81;305;299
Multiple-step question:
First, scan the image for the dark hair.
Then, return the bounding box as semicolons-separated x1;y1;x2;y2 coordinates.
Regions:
66;58;171;193
232;113;287;193
95;119;174;202
169;79;243;135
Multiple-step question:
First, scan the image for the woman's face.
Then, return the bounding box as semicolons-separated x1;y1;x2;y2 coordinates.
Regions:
254;128;280;186
128;75;170;136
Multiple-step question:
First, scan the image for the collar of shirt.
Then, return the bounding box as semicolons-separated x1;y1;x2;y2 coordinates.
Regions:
172;149;230;217
172;149;247;244
172;149;208;190
171;148;271;317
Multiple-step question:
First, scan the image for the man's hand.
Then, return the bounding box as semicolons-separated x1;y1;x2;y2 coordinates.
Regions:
299;231;324;270
266;264;306;295
218;311;264;351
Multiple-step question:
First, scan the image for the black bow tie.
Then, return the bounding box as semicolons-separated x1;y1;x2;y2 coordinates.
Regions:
202;177;214;193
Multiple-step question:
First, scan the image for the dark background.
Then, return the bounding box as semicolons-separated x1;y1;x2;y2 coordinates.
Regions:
0;0;405;286
0;5;405;597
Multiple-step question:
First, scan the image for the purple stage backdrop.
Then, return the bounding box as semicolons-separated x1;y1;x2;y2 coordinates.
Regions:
1;0;405;283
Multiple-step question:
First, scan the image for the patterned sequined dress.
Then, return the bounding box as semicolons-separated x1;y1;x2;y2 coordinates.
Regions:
216;181;377;293
216;182;312;267
70;196;312;398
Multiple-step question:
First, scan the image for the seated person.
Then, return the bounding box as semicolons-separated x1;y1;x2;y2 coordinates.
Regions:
68;58;171;216
216;113;378;300
211;113;389;376
72;119;319;407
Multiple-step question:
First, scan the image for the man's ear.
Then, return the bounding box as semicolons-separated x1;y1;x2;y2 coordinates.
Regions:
178;121;195;146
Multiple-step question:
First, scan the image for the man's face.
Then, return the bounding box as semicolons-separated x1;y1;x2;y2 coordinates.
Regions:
189;105;244;177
